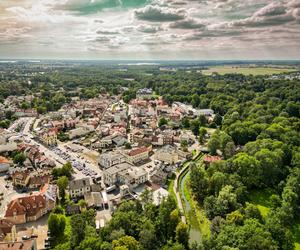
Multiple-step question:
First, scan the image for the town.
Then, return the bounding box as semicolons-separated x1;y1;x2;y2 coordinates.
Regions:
0;87;218;249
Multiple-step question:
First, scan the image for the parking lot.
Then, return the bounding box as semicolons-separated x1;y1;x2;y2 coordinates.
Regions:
51;144;102;180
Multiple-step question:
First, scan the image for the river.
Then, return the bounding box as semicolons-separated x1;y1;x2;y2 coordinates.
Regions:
180;169;202;245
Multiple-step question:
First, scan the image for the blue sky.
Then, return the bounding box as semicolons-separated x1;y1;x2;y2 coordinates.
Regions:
0;0;300;59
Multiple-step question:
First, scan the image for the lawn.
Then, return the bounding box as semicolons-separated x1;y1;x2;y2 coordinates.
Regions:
201;66;297;76
292;221;300;250
248;188;274;218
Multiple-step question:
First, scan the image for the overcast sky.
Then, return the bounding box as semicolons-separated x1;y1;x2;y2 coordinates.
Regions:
0;0;300;60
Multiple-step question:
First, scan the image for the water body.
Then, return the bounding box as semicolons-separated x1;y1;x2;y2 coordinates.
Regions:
180;171;202;245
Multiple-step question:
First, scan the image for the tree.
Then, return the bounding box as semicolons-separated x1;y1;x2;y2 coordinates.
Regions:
176;222;189;249
190;163;209;202
198;127;207;143
48;213;66;238
112;235;139;250
212;219;278;250
231;153;262;188
199;114;207;126
191;119;200;136
124;142;132;149
159;117;168;127
57;176;68;202
213;113;223;126
208;133;220;155
139;220;157;250
181;117;190;129
13;153;26;165
71;214;86;248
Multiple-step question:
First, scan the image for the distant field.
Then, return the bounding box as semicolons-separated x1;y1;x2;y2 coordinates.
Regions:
201;66;297;76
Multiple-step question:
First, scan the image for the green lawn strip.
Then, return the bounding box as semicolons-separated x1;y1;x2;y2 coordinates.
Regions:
166;177;177;204
184;175;211;239
248;189;274;218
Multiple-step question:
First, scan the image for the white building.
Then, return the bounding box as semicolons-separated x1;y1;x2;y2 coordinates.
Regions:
103;163;131;186
68;125;95;139
98;152;125;169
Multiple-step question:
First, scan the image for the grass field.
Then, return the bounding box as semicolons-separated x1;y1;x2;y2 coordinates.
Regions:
201;66;297;76
248;188;274;218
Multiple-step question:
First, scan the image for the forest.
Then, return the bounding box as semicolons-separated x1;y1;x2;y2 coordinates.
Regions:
0;62;300;249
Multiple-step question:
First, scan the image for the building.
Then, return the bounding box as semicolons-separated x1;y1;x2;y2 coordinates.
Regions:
154;145;179;164
4;184;56;224
203;155;222;166
103;163;131;186
98;152;125;169
136;88;153;99
68;178;91;198
68;125;95;139
5;195;47;224
84;192;103;209
40;128;58;146
0;239;37;250
118;167;148;190
125;147;149;164
0;219;14;241
0;156;11;173
12;171;51;189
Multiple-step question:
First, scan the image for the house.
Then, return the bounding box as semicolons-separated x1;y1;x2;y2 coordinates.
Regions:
98;152;125;169
40;128;58;146
68;178;91;198
103;163;131;186
68;125;94;139
84;192;103;209
12;171;51;189
4;184;56;224
136;88;153;99
203;155;222;166
154;145;179;164
118;167;148;190
5;194;47;224
125;147;149;164
0;239;37;250
0;219;14;241
0;156;11;173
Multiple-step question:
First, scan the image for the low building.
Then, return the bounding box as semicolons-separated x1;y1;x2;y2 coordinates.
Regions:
0;239;37;250
0;219;14;241
203;155;222;166
4;184;56;224
84;192;103;209
69;178;91;198
154;145;179;164
125;147;149;164
40;128;58;146
68;125;95;139
118;167;148;190
103;163;131;186
98;152;125;169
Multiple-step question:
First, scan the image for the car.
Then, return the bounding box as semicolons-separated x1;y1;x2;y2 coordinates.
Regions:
5;184;9;188
22;235;30;240
31;234;38;238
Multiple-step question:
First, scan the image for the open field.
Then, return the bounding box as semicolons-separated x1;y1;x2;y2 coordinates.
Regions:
201;66;297;76
248;188;274;218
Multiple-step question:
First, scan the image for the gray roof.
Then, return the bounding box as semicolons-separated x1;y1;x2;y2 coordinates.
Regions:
69;177;91;190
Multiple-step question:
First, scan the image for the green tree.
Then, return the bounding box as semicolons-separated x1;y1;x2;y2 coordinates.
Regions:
48;213;66;238
112;236;139;250
175;222;189;249
57;176;68;202
13;153;26;165
159;117;168;127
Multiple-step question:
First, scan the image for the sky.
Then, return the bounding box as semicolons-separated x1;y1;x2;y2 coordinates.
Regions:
0;0;300;60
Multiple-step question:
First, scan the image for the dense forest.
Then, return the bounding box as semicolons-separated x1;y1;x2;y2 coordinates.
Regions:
1;62;300;249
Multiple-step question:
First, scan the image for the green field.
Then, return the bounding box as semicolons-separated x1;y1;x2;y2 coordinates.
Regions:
202;66;297;76
248;189;274;218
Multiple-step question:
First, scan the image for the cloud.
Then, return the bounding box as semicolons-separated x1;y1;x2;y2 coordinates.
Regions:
169;18;206;29
96;29;120;35
137;24;162;33
135;5;186;22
